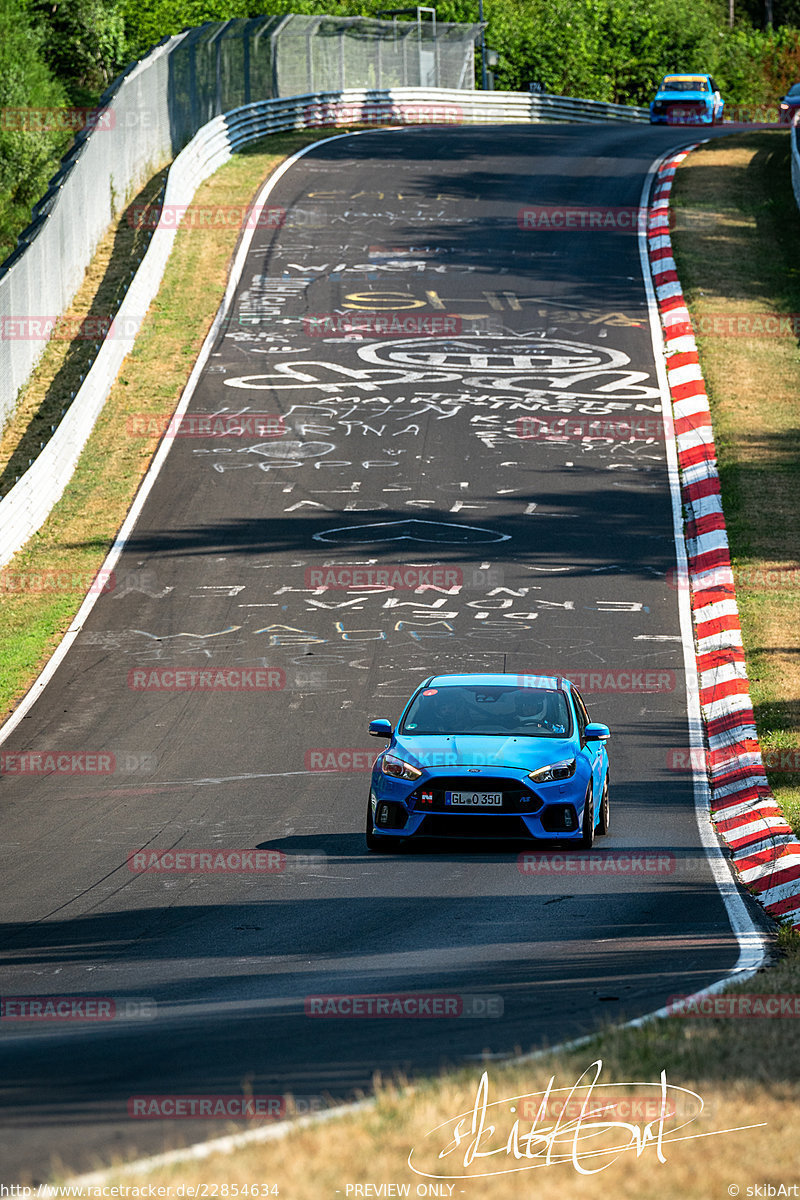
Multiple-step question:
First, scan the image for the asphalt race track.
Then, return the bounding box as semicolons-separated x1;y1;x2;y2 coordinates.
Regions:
0;121;756;1179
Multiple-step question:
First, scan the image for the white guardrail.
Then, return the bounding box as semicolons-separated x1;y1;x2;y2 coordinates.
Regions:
0;86;648;569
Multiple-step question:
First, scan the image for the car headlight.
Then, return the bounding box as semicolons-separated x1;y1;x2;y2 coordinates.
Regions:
529;758;576;784
381;754;422;781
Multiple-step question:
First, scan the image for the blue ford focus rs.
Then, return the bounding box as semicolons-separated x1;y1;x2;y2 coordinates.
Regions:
366;673;611;851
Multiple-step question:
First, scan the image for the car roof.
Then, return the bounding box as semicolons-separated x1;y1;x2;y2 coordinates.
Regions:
423;672;568;691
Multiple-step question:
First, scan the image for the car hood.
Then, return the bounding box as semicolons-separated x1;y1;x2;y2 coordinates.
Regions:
392;733;573;773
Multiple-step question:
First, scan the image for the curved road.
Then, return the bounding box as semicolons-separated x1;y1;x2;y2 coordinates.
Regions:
0;121;756;1179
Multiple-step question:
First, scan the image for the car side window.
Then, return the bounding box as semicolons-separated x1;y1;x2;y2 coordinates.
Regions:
710;78;719;92
572;689;589;743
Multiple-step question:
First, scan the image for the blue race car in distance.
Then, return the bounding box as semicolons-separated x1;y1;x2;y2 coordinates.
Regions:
366;672;610;851
650;73;724;125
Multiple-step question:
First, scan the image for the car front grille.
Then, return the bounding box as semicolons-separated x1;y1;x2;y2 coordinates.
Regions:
653;100;708;122
417;814;533;840
409;776;542;814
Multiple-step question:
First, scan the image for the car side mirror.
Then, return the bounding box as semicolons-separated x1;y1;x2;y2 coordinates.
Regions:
585;723;611;741
369;719;393;738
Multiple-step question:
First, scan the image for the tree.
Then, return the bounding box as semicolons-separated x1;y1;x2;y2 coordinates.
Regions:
0;0;69;264
29;0;127;97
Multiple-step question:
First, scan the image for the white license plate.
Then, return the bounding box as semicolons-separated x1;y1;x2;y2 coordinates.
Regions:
447;791;503;807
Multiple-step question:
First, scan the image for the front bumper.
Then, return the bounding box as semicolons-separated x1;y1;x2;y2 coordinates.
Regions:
369;770;588;842
650;102;716;125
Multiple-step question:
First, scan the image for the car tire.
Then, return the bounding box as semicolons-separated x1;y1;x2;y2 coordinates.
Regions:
365;801;395;852
579;789;595;849
597;775;610;836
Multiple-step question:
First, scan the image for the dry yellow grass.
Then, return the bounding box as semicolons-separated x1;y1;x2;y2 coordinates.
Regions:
0;170;166;485
70;947;800;1197
91;1083;789;1200
3;126;800;1195
0;128;349;722
671;131;800;834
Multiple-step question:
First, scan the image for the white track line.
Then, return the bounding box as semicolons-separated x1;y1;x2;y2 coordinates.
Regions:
63;137;770;1187
0;130;366;750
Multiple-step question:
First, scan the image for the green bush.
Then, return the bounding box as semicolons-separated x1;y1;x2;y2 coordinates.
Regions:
484;0;730;103
5;0;800;269
58;0;800;111
29;0;128;99
0;0;70;265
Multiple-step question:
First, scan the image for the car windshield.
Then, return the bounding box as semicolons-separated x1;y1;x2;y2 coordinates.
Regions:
660;77;709;92
401;684;572;738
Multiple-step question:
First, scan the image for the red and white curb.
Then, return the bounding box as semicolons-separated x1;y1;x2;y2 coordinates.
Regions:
648;147;800;931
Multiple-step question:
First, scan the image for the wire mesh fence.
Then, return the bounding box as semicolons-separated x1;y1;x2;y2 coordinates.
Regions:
0;85;648;569
274;14;478;95
0;14;480;426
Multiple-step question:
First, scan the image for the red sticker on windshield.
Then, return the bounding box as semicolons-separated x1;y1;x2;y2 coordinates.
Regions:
422;688;438;695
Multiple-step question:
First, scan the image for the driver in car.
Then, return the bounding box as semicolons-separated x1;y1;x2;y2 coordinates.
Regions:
408;689;470;734
513;689;551;731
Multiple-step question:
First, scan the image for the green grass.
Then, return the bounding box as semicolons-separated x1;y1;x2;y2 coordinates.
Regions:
2;122;800;1194
0;128;352;722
